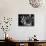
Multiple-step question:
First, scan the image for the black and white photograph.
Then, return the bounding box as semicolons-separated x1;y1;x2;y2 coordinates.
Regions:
18;14;34;26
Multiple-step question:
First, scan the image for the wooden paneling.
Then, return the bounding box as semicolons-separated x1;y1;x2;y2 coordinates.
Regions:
38;43;43;46
16;43;20;46
38;43;46;46
16;43;28;46
43;43;46;46
24;43;28;46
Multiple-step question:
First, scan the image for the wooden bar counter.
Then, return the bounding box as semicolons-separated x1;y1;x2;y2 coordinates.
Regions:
5;38;46;46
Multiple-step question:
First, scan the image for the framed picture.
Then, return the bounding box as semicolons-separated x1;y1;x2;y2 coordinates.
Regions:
18;14;34;26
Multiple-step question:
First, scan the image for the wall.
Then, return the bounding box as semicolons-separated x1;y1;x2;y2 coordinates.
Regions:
0;0;46;40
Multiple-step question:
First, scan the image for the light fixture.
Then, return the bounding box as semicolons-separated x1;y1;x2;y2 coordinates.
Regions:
29;0;43;8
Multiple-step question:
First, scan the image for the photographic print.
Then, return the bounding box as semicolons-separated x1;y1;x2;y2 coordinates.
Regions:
18;14;34;26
